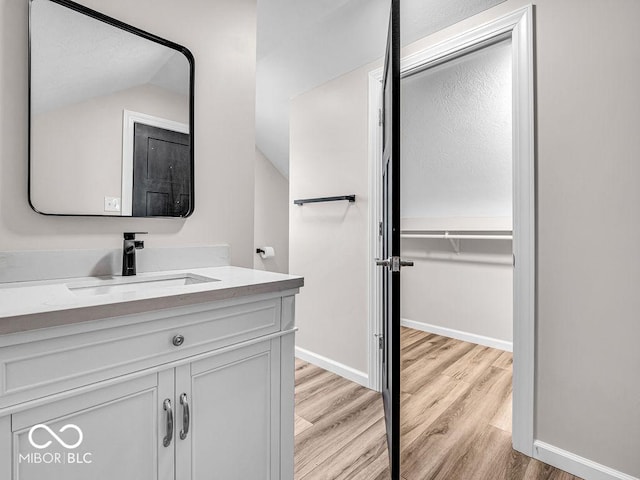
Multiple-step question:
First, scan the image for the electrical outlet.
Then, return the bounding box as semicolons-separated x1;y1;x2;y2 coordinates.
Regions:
104;196;121;212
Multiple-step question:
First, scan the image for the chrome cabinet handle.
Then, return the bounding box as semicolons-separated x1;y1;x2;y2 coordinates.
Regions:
163;398;174;447
179;393;190;440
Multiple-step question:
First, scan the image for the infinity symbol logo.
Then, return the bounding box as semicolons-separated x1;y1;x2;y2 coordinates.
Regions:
28;424;83;450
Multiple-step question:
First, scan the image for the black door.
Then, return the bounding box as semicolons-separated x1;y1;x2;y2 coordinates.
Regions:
132;122;191;217
378;1;409;479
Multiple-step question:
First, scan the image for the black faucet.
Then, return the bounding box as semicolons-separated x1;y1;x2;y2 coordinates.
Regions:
122;232;147;276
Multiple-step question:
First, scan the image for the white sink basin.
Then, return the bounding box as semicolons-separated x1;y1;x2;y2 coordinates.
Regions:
67;273;219;297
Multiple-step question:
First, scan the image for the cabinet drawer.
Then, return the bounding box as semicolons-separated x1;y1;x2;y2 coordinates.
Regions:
0;298;280;406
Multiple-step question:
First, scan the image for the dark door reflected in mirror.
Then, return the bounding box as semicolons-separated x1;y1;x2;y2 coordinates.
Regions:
29;0;195;217
133;124;190;217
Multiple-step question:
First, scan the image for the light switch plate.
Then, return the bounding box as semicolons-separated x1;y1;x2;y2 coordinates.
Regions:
104;196;121;212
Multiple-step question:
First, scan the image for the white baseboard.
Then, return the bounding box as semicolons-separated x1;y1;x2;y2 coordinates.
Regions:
295;346;369;388
401;318;513;352
534;441;638;480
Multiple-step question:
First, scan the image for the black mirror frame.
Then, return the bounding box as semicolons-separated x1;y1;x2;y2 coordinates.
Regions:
28;0;196;218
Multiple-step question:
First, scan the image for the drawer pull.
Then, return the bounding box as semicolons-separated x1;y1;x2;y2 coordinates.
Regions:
172;335;185;347
163;399;174;447
180;393;190;440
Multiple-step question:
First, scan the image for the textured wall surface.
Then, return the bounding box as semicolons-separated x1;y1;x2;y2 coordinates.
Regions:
401;39;512;219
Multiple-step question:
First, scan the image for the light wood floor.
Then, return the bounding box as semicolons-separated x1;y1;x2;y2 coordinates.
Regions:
294;327;582;480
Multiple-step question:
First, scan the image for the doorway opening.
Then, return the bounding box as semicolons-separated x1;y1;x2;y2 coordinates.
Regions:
399;34;514;477
367;6;535;470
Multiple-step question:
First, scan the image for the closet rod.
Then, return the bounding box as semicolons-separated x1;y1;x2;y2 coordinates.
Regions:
293;195;356;206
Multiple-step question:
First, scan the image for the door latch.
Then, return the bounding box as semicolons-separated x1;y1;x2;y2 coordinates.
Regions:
375;256;414;272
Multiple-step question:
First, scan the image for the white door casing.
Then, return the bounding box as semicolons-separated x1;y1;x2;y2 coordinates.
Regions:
367;5;535;456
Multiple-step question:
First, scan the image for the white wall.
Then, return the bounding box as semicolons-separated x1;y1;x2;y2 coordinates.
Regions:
290;68;370;374
31;84;188;216
401;239;513;347
0;0;257;268
528;1;640;476
401;39;512;219
254;148;289;273
290;1;640;477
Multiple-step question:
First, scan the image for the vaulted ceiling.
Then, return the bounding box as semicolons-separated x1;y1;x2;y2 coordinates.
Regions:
256;0;505;177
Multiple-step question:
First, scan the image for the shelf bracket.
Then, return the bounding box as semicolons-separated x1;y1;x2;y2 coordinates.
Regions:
444;232;460;254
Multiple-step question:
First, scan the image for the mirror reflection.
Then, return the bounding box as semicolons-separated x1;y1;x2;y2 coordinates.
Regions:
29;0;194;217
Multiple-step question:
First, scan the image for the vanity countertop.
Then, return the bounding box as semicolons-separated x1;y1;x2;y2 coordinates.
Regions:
0;267;303;335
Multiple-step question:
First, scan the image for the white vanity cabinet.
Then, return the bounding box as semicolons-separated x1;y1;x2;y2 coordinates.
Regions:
175;339;283;479
7;373;167;480
0;288;298;480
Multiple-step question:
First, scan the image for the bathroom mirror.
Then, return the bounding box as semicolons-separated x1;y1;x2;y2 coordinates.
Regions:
29;0;195;217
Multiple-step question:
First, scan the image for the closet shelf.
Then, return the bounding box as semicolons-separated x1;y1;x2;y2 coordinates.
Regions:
400;231;513;240
401;230;513;254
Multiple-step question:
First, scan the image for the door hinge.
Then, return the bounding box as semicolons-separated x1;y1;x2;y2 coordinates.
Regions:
377;335;384;349
379;221;383;236
378;108;383;127
513;254;516;267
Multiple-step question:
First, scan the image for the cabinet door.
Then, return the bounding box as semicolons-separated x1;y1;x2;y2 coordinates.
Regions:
177;339;281;480
9;372;174;480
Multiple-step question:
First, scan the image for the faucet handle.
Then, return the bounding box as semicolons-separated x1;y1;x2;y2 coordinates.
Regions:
124;232;148;240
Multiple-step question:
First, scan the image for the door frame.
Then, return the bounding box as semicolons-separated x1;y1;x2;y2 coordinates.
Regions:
121;110;189;216
367;6;535;456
